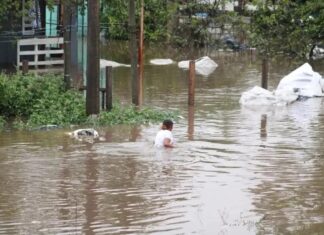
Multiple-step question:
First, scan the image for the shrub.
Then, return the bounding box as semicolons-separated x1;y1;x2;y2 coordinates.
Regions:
0;73;178;129
97;104;178;126
0;116;5;130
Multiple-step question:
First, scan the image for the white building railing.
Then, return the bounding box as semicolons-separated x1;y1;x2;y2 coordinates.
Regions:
17;37;64;69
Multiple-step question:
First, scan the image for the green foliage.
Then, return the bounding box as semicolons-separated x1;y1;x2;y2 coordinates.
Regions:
249;0;324;58
170;1;243;48
0;73;86;128
0;116;5;130
97;104;178;126
0;73;178;130
27;90;87;127
101;0;175;42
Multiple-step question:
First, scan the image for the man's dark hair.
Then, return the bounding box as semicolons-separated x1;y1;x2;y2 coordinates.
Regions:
162;119;173;130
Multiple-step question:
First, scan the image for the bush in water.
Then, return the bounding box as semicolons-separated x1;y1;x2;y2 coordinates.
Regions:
0;73;178;129
0;116;5;130
0;73;87;128
97;104;177;126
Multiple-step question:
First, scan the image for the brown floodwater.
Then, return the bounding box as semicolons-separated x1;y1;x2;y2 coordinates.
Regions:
1;44;324;234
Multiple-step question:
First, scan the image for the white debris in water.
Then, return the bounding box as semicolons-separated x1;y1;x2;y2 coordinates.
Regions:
100;59;130;68
240;86;278;106
68;128;99;141
149;58;174;65
275;63;324;97
240;63;324;107
178;56;218;76
240;86;299;106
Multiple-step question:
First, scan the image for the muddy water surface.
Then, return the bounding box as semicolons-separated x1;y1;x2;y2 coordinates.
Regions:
1;50;324;234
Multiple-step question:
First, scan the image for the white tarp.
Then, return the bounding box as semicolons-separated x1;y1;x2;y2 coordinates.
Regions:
275;63;324;97
100;59;130;68
178;56;218;76
240;63;324;107
150;58;174;65
240;86;277;106
240;86;299;106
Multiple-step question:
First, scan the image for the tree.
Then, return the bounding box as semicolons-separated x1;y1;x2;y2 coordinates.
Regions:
249;0;324;59
100;0;175;42
0;0;24;31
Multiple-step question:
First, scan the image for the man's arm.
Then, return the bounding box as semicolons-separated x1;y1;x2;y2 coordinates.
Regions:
163;138;174;148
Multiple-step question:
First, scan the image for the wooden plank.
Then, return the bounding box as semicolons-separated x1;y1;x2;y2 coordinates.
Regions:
17;37;64;68
18;60;64;66
19;50;64;55
18;37;64;46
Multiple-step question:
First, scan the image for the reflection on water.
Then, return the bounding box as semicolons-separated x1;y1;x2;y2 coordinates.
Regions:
0;46;324;234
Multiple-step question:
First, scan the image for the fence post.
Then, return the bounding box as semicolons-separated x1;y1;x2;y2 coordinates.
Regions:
188;60;195;106
22;60;29;74
106;66;113;111
188;105;195;140
261;58;268;89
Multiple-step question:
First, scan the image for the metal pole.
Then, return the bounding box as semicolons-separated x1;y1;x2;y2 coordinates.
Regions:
86;0;100;115
188;61;196;106
129;0;139;106
106;66;113;111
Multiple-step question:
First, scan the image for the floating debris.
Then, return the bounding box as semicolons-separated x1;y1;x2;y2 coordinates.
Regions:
68;128;100;142
100;59;130;68
149;58;174;65
240;63;324;107
178;56;218;76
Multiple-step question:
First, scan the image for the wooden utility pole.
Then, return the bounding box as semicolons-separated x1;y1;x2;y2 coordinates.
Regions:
129;0;139;106
106;66;113;111
63;1;71;90
137;0;144;106
261;58;268;89
86;0;100;115
188;61;196;106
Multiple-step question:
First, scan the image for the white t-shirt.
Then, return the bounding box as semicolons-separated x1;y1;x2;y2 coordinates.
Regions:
154;130;174;148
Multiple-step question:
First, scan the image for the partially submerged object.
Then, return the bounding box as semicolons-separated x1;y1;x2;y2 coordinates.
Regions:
68;128;99;141
311;45;324;60
240;63;324;106
33;124;60;131
239;86;298;106
150;58;174;65
100;59;130;68
275;63;324;98
178;56;218;76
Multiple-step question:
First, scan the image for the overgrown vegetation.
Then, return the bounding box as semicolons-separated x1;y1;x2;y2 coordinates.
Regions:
0;73;178;130
249;0;324;59
0;116;5;130
0;73;86;128
100;0;176;42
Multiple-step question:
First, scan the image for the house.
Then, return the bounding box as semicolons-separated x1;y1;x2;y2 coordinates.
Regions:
0;0;87;73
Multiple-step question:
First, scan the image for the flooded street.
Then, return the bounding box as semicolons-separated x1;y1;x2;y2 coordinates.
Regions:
1;47;324;234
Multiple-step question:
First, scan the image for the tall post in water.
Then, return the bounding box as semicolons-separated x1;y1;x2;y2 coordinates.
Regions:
106;66;113;111
261;58;269;89
129;0;139;106
137;0;144;106
188;105;195;140
63;1;71;90
188;61;196;106
86;0;100;115
188;61;196;139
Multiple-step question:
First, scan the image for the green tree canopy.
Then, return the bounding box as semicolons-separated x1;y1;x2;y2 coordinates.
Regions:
249;0;324;59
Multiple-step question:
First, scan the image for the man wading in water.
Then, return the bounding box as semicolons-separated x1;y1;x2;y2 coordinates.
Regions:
154;120;174;148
